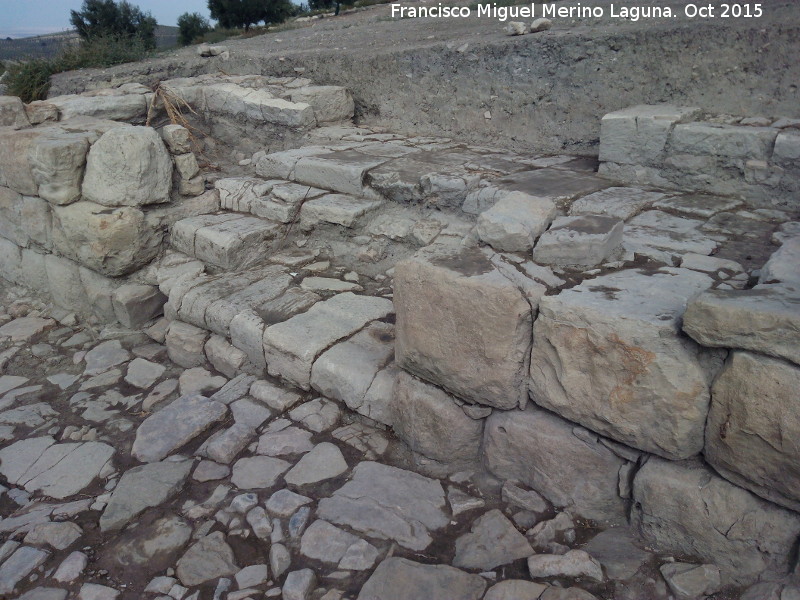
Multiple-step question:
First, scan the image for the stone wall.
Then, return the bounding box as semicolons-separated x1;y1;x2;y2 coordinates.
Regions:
598;104;800;210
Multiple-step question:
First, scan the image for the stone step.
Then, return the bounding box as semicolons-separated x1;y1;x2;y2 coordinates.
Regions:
171;213;282;270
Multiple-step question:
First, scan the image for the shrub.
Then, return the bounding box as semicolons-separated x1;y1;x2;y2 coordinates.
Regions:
5;35;151;103
70;0;157;49
178;12;212;46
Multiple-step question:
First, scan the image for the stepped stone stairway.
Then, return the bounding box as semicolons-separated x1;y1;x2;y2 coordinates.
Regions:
2;78;800;599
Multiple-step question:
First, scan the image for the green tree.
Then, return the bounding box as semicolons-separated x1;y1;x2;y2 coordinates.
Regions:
70;0;157;49
178;12;211;46
208;0;294;32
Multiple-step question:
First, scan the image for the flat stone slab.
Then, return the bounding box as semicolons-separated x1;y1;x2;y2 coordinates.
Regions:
317;461;448;551
705;351;800;512
284;442;348;486
231;456;292;489
300;520;377;568
301;194;384;228
569;187;665;220
0;546;49;595
132;393;227;462
530;267;716;460
0;437;114;499
652;193;742;218
0;317;55;342
453;509;533;570
181;214;281;270
100;460;192;531
583;528;652;580
264;292;393;389
176;531;238;587
533;215;623;266
624;210;718;261
294;150;388;196
684;285;800;366
357;558;485;600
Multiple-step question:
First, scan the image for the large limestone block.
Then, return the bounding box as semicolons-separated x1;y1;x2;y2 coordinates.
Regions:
683;286;800;366
294;150;387;196
264;292;393;390
391;371;484;466
476;191;556;252
599;104;702;165
0;96;31;128
357;558;485;600
290;86;354;124
532;215;623;266
483;406;628;525
28;130;90;205
45;254;89;311
760;237;800;287
0;187;51;249
632;457;800;586
395;247;533;410
52;201;162;277
705;351;800;512
48;92;147;121
204;83;315;128
82;126;172;207
0;127;40;195
670;122;778;162
530;268;718;460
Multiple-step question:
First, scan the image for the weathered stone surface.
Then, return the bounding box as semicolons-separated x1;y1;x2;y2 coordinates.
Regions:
300;520;374;567
49;91;147;121
24;521;82;550
290;86;354;123
530;268;717;460
660;562;721;599
264;292;393;389
257;425;314;456
100;460;192;531
0;317;54;342
632;457;800;585
28;131;89;205
0;96;31;128
484;580;547;600
283;568;316;600
318;461;448;551
82;126;172;206
0;437;114;499
391;371;484;465
203;83;314;127
284;442;348;486
358;558;485;600
477;191;557;251
453;509;533;570
178;366;226;396
302;193;384;227
231;456;292;489
25;100;60;125
111;514;191;569
583;528;651;581
484;407;627;524
160;124;192;154
760;237;800;286
671;122;778;161
311;322;394;417
132;393;227;462
395;247;533;410
19;587;68;600
569;186;664;220
0;546;49;595
527;550;604;582
54;551;88;582
198;423;255;464
52;201;162;277
623;210;718;261
176;531;238;586
289;398;341;432
165;321;209;368
83;340;130;375
0;127;39;195
294;150;387;196
533;215;623;266
704;351;800;511
112;284;166;329
684;286;800;367
599;105;702;165
124;357;166;389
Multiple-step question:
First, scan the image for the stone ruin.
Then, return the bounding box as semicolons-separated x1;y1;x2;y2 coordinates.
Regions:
0;68;798;600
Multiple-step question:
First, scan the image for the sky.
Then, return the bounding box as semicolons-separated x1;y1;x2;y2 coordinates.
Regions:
0;0;213;38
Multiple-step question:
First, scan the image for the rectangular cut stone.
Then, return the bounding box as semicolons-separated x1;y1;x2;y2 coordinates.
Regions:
529;268;717;460
215;177;274;212
670;122;778;161
705;351;800;512
204;84;316;128
311;322;395;415
192;216;281;270
476;192;556;252
533;215;623;266
204;269;291;336
301;194;383;228
683;285;800;366
759;237;800;286
28;131;90;205
263;292;393;389
294;150;388;196
492;168;607;205
624;210;718;261
170;213;242;257
290;86;354;123
599;104;702;165
632;457;800;586
255;147;325;180
0;127;40;195
569;187;665;220
483;406;628;525
177;271;264;330
230;310;267;371
394;246;533;410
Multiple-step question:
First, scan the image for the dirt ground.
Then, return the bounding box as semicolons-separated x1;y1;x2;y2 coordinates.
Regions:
49;0;800;156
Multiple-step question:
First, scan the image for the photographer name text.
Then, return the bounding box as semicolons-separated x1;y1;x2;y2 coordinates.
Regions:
390;3;764;22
